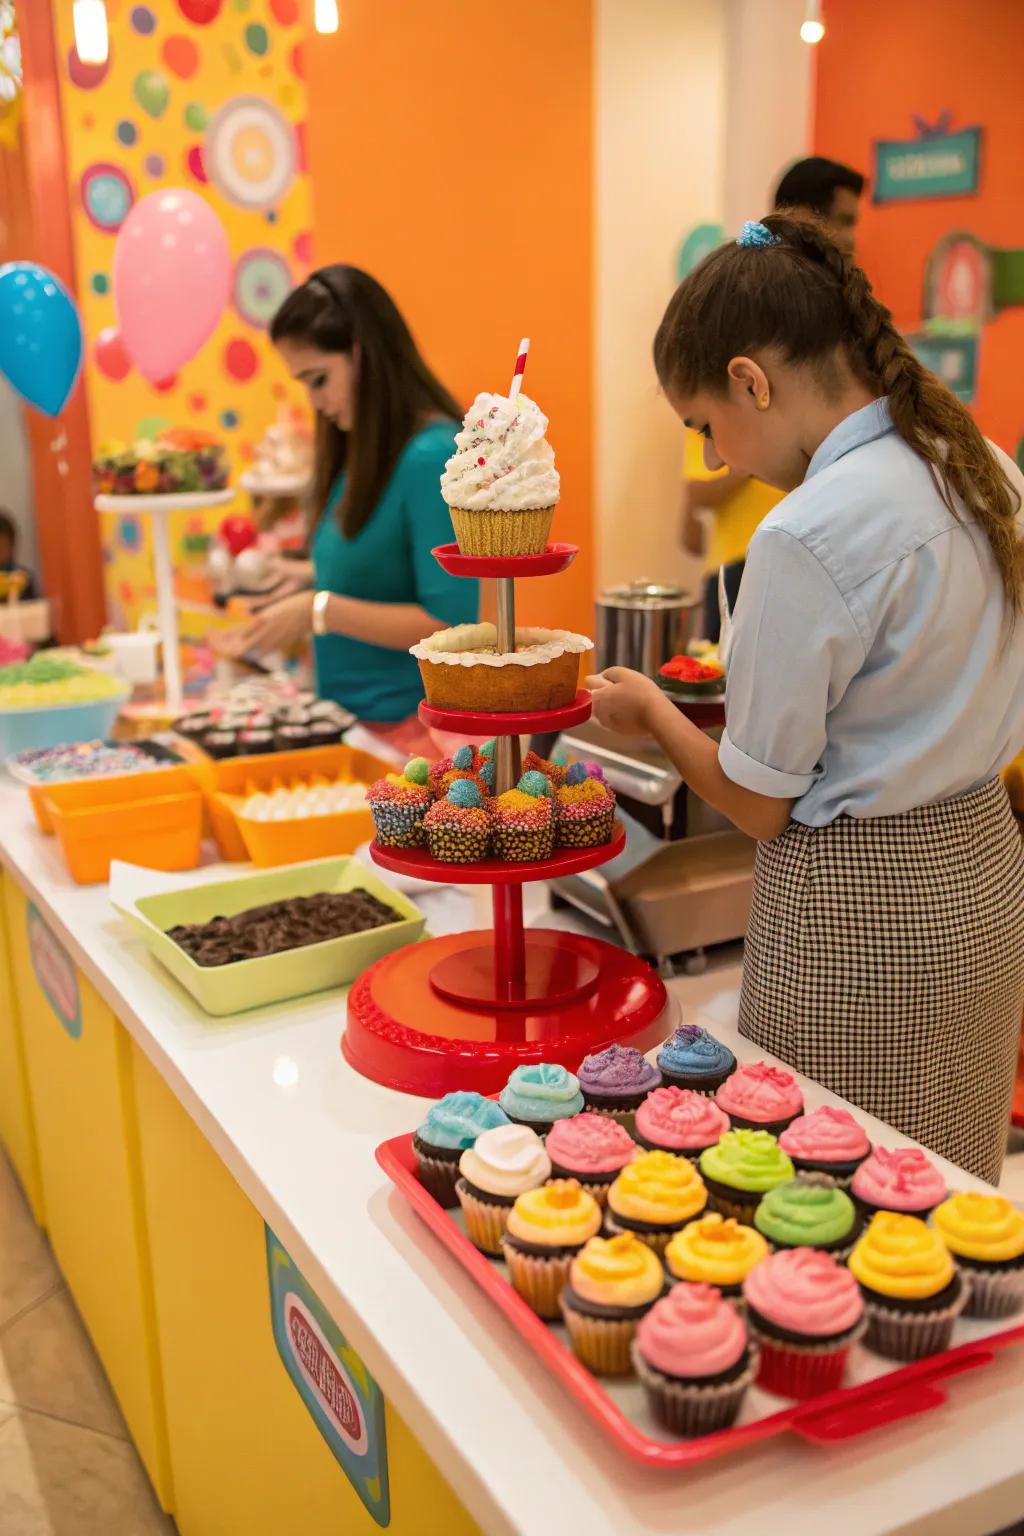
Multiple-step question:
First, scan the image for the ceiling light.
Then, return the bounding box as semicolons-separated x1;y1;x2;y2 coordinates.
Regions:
800;0;825;44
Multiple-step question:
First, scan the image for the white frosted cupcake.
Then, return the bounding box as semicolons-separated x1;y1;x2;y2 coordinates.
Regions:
456;1123;552;1255
440;391;560;555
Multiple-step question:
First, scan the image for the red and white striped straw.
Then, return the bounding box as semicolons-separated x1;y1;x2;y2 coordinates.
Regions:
508;337;530;402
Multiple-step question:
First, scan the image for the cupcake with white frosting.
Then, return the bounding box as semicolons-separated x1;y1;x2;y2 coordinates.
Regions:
456;1123;552;1254
440;391;560;556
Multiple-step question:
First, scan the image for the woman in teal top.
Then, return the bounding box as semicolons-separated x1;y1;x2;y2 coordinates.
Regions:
242;266;478;738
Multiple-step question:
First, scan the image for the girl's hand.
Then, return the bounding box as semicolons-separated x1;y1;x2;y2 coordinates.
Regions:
246;556;314;612
237;591;313;656
586;667;666;737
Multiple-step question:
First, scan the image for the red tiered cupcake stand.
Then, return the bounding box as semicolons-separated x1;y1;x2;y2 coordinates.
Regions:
343;543;677;1095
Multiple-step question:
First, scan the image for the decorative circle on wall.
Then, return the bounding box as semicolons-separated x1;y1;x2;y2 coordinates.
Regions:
185;144;208;183
233;247;291;328
176;0;223;22
81;163;135;233
118;516;142;552
270;0;298;22
68;44;112;90
132;69;170;121
184;101;209;131
116;119;137;146
130;5;157;34
244;23;270;56
91;272;110;295
220;408;240;429
163;35;199;80
145;153;165;178
205;95;296;211
224;337;259;381
676;224;725;282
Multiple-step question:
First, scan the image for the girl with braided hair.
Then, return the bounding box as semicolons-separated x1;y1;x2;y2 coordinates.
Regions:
590;215;1024;1181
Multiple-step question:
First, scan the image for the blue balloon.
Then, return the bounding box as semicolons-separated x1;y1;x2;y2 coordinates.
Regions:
0;262;83;417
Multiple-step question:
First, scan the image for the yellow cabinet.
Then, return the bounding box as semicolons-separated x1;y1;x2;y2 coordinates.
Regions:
0;870;44;1222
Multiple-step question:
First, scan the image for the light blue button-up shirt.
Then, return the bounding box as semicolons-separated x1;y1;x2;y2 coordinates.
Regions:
719;398;1024;826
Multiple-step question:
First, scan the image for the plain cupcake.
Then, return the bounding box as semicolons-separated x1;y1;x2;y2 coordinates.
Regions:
932;1191;1024;1319
456;1123;551;1255
605;1149;708;1254
500;1179;603;1318
634;1086;730;1160
559;1232;667;1375
778;1105;871;1186
743;1246;866;1399
714;1061;803;1135
413;1091;510;1207
753;1172;860;1257
545;1113;638;1205
663;1213;769;1301
577;1044;662;1127
848;1211;968;1361
699;1129;795;1225
656;1024;737;1095
632;1282;759;1435
497;1062;584;1136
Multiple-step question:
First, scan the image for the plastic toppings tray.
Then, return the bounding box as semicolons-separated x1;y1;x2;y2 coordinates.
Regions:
377;1131;1024;1468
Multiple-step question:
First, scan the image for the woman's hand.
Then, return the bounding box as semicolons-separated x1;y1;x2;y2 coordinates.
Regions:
236;591;313;656
587;667;667;737
246;555;315;612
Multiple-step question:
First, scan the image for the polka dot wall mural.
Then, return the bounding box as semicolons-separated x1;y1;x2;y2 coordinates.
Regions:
52;0;312;631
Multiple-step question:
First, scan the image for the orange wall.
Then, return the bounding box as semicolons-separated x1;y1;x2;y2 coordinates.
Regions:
306;2;594;636
814;0;1024;457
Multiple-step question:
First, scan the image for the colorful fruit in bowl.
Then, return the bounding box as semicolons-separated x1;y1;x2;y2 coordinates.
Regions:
658;654;726;695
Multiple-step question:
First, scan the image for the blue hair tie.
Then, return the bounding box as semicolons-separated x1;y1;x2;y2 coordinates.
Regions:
736;220;779;249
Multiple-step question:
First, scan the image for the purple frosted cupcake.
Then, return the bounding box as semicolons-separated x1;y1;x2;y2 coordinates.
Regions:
577;1045;662;1129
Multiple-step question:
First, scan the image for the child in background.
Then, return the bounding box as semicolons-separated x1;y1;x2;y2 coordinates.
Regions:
0;509;37;601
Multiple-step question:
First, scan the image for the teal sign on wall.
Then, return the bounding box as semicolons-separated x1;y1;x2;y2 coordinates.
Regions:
26;902;81;1039
266;1226;390;1526
908;331;979;403
874;126;982;204
676;223;725;281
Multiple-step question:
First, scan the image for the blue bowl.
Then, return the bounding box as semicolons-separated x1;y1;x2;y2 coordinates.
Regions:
0;690;131;760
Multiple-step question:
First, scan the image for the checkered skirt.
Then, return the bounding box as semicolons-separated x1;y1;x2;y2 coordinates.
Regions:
739;778;1024;1183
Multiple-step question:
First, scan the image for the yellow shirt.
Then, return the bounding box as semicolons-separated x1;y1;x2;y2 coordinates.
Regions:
682;430;784;570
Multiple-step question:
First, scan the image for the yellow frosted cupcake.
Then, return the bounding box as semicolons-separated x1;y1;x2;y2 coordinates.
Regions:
605;1149;708;1254
664;1213;768;1301
933;1192;1024;1319
849;1211;967;1360
499;1179;602;1318
559;1233;667;1374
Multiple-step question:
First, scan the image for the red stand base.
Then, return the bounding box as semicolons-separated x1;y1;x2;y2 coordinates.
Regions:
343;930;675;1096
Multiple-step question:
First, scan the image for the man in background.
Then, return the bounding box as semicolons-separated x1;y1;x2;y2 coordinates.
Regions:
772;155;865;256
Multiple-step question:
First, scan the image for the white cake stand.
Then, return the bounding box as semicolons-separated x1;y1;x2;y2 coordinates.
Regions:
94;489;235;711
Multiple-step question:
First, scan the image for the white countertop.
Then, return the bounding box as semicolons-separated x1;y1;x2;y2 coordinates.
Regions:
0;780;1022;1536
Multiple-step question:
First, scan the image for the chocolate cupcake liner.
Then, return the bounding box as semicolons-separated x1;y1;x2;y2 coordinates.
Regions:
659;1070;735;1097
763;1235;857;1263
500;1240;576;1319
604;1211;680;1256
852;1194;941;1226
862;1286;969;1362
556;809;615;850
426;824;491;863
449;505;555;557
456;1181;512;1255
633;1131;709;1163
370;804;427;848
748;1315;866;1399
705;1189;763;1227
724;1112;801;1137
560;1297;645;1375
790;1153;869;1189
958;1264;1024;1320
583;1104;639;1133
492;826;556;862
415;1152;462;1209
632;1342;759;1435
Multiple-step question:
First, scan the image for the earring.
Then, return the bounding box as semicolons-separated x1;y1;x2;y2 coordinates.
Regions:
756;393;770;411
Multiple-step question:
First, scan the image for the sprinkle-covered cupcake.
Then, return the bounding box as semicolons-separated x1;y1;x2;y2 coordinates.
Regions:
366;757;433;847
413;1091;510;1207
559;1232;667;1375
456;1124;551;1255
714;1061;803;1135
753;1172;859;1257
605;1149;708;1254
429;743;490;798
577;1044;662;1128
848;1211;967;1361
778;1105;871;1186
523;748;569;788
656;1024;737;1095
498;1062;583;1135
664;1213;768;1300
555;764;617;849
932;1192;1024;1320
491;775;556;862
545;1113;638;1205
634;1086;730;1161
423;780;492;863
850;1146;946;1222
743;1247;865;1398
699;1129;795;1225
500;1179;602;1318
632;1282;758;1434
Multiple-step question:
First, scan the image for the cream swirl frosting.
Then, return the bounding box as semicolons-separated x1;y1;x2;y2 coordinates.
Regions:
441;392;560;511
459;1123;551;1198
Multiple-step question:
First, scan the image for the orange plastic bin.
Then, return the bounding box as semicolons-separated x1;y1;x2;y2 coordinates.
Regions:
41;770;204;884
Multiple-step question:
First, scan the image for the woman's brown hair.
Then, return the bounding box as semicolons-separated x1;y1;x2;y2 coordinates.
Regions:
654;213;1024;614
270;265;461;539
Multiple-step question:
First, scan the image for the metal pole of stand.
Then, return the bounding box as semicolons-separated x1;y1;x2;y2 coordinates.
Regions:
492;574;525;1004
494;577;522;794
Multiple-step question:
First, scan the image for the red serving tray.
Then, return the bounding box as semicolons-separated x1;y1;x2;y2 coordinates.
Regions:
369;821;625;886
431;542;578;578
418;689;593;737
376;1131;1024;1468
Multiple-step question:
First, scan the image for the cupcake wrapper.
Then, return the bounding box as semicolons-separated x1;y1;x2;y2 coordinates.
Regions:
559;1299;644;1375
958;1264;1024;1320
371;804;427;848
706;1189;763;1226
852;1195;940;1225
748;1315;866;1399
632;1342;759;1435
500;1241;575;1319
660;1069;735;1096
723;1112;800;1137
556;809;615;849
603;1211;677;1256
764;1237;856;1264
414;1152;462;1209
862;1288;969;1362
426;825;491;863
492;826;556;862
456;1182;512;1255
583;1104;639;1133
450;505;555;557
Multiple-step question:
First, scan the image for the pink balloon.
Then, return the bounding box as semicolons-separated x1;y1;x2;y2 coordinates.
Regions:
113;189;230;383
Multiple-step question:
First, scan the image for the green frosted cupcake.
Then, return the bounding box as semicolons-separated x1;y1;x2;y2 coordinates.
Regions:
699;1129;794;1225
753;1172;860;1257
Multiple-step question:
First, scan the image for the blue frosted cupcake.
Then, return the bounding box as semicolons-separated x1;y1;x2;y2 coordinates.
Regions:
657;1025;736;1096
499;1063;584;1135
413;1091;510;1206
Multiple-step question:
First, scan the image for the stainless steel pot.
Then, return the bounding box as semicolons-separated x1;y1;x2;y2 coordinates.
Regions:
595;581;700;675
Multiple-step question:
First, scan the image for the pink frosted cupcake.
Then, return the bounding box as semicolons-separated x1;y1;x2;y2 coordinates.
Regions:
743;1247;865;1399
715;1061;803;1136
545;1113;638;1206
850;1146;946;1222
779;1105;871;1186
632;1282;758;1435
635;1087;730;1162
